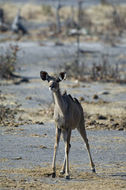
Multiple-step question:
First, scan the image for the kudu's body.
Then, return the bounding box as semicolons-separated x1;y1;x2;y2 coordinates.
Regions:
40;71;95;179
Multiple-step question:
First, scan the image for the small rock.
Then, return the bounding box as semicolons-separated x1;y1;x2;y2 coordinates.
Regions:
111;123;119;129
93;94;99;99
55;41;64;46
97;115;107;120
110;118;114;121
35;121;44;125
14;123;19;127
114;123;119;127
102;91;109;95
12;157;22;160
118;127;124;131
89;120;97;125
25;96;32;100
39;145;47;149
20;78;29;83
79;96;85;101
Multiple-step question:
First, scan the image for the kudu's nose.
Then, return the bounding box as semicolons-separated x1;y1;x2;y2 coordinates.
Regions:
49;82;55;91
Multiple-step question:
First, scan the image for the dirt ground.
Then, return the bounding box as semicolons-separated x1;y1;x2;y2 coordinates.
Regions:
0;166;126;190
0;2;126;190
0;43;126;190
0;79;126;190
0;79;126;131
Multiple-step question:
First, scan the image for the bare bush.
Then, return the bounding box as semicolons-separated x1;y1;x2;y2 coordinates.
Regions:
111;6;126;32
41;5;53;16
77;1;92;30
63;59;86;80
91;55;120;81
62;54;122;83
0;45;19;79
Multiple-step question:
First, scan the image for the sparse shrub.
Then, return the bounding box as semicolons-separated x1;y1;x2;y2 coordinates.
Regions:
111;6;126;32
41;5;53;16
62;54;122;83
77;2;92;30
0;45;19;79
91;55;120;82
0;105;18;127
63;60;82;79
0;106;14;123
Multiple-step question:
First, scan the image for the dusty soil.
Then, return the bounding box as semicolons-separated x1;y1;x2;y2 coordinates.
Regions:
1;79;126;131
0;3;126;188
0;165;126;190
0;78;126;190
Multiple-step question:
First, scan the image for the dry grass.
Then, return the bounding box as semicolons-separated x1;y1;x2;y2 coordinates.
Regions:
21;4;54;21
85;5;114;26
83;102;126;117
1;3;126;43
1;3;55;22
2;3;126;24
0;45;19;79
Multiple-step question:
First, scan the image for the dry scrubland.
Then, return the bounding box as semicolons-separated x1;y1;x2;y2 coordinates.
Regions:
1;165;126;190
1;3;126;23
1;3;126;41
0;80;126;131
1;81;126;190
0;3;126;190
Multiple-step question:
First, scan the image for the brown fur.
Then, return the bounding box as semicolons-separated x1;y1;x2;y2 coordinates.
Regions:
40;71;95;179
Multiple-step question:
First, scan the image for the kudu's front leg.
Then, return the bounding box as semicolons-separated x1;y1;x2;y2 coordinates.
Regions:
62;130;71;179
52;127;61;178
60;143;71;175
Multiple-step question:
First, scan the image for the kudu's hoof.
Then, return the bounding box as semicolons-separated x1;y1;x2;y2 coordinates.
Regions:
52;172;56;178
92;168;96;173
65;175;70;180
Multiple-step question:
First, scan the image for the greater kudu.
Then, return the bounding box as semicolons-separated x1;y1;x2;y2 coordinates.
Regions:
40;71;95;179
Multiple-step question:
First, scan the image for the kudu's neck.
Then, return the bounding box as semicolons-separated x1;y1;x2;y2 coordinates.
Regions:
52;88;65;114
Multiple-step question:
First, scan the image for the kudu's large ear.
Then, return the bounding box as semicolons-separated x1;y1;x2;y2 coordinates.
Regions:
58;72;66;82
40;71;49;81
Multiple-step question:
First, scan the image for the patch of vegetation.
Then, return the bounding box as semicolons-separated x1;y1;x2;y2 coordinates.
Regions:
41;5;53;16
0;105;17;127
0;45;19;79
90;55;121;82
62;53;126;83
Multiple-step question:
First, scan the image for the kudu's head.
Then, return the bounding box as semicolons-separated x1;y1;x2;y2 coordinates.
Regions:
40;71;66;92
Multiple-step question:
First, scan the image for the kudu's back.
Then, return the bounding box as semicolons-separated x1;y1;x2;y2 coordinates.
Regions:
54;92;84;130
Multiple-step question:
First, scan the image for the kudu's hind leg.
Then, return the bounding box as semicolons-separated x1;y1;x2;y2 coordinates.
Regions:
52;127;61;178
78;126;96;173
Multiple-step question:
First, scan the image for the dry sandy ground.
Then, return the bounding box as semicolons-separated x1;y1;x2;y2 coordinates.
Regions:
0;80;126;189
0;6;126;185
0;79;126;131
0;165;126;190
